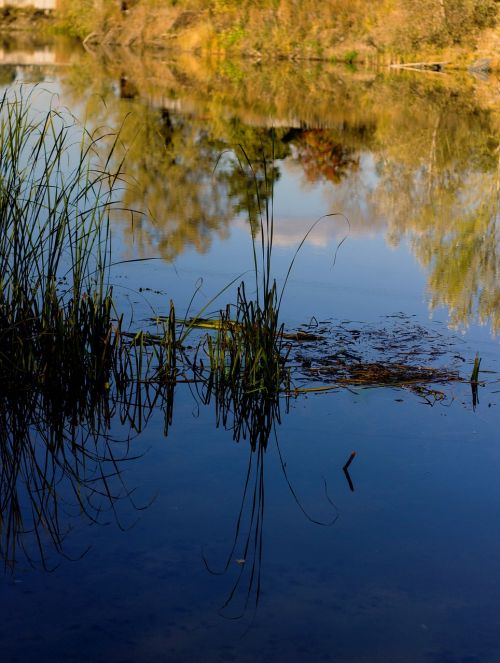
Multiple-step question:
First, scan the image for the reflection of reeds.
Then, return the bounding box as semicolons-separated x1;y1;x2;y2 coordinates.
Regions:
0;393;140;571
203;437;267;621
470;352;482;410
202;414;340;622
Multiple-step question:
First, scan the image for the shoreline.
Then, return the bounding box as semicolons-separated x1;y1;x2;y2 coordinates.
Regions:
0;6;498;74
76;2;500;73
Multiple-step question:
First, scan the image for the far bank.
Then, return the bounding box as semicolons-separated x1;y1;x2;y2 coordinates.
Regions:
54;0;500;72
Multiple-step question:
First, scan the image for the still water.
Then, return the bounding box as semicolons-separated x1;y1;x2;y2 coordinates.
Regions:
0;37;499;662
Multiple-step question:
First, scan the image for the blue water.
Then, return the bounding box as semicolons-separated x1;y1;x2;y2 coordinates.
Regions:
1;380;499;661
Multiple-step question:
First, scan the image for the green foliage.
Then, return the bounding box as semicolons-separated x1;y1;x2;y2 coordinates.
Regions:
343;50;358;64
222;25;246;48
56;0;96;37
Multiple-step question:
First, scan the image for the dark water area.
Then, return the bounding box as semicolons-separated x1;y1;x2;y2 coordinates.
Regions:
2;383;500;662
0;37;499;662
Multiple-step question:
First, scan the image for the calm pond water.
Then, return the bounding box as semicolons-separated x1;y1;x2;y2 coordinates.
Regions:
0;37;499;662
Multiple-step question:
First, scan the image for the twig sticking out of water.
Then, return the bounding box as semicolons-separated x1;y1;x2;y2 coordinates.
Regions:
471;353;482;410
343;451;357;492
343;451;357;471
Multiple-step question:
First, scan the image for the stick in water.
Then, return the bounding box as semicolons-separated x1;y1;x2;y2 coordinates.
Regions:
343;451;356;472
343;451;357;492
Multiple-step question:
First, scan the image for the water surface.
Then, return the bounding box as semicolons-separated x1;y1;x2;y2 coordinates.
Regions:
0;37;499;662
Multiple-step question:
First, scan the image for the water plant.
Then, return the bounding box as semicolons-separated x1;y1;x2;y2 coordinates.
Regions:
194;145;291;406
0;97;287;567
0;90;148;568
471;353;482;383
470;352;482;409
343;50;358;65
0;90;120;406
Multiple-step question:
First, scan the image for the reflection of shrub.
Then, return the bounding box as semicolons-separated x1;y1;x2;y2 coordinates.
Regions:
0;66;16;86
291;130;360;184
344;50;358;64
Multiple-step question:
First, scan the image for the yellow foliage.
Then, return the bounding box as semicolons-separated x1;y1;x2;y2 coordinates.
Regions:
97;0;499;59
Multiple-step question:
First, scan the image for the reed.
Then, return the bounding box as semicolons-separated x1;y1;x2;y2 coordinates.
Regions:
0;91;121;409
196;145;289;413
471;353;481;383
0;92;158;568
0;93;477;571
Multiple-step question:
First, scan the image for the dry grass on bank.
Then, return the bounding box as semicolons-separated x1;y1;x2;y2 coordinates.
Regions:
58;0;498;64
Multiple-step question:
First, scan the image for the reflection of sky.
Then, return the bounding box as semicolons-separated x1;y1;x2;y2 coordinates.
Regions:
111;213;427;334
272;152;386;248
4;375;500;662
252;152;384;249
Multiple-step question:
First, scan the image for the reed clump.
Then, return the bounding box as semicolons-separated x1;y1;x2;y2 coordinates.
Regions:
204;281;284;398
0;91;120;412
189;147;290;443
0;96;481;569
0;91;152;569
197;284;284;449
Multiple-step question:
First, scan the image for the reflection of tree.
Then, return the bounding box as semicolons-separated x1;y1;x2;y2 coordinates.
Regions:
215;120;291;233
125;114;292;253
288;129;360;184
59;50;500;332
65;90;288;259
372;87;500;333
117;107;233;260
424;191;499;333
114;108;361;255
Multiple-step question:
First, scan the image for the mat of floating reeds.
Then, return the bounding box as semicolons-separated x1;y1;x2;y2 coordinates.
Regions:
300;360;461;387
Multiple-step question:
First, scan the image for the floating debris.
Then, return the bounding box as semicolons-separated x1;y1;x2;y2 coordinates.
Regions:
285;315;466;399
